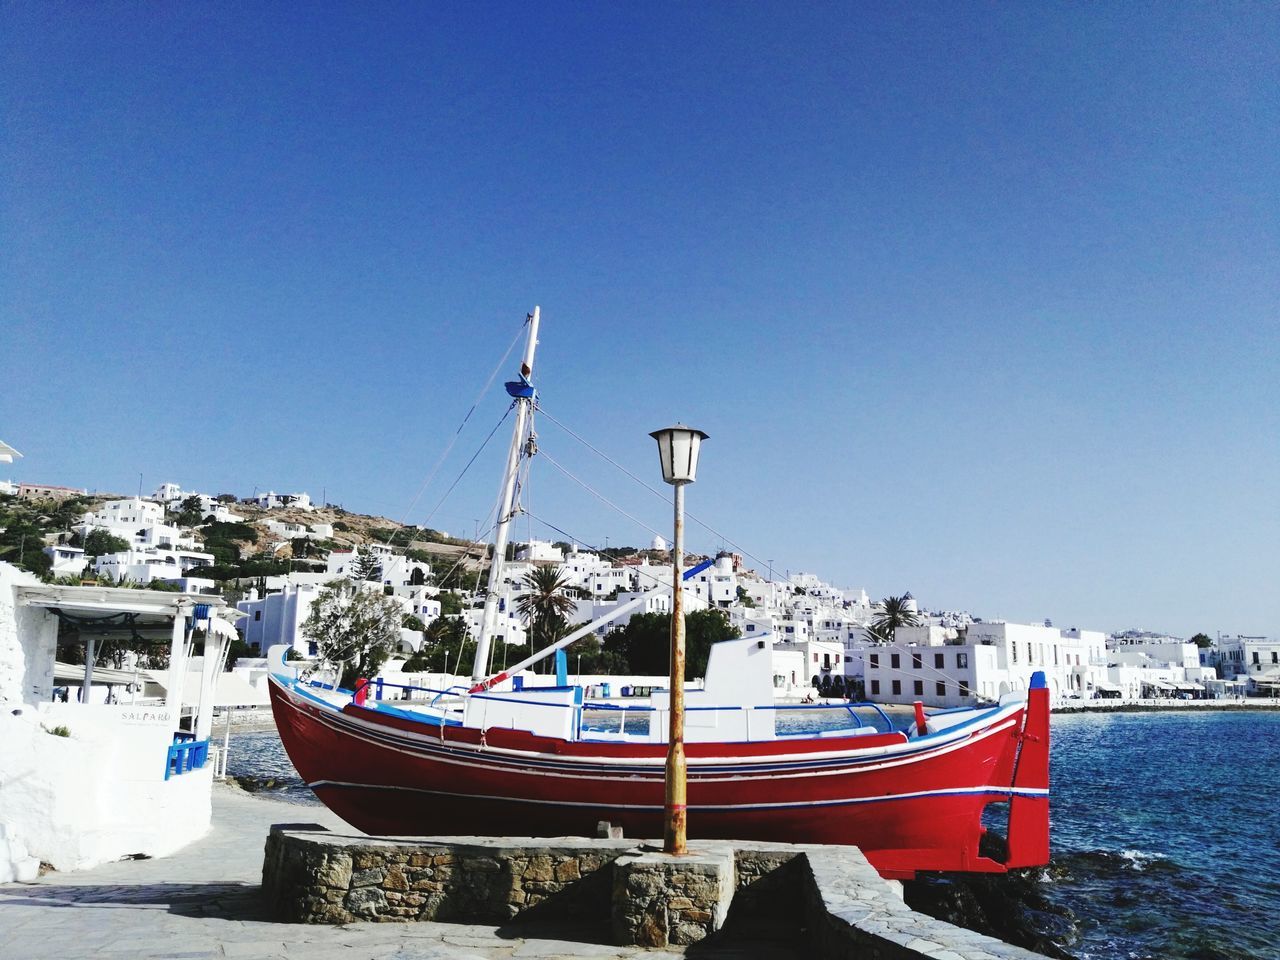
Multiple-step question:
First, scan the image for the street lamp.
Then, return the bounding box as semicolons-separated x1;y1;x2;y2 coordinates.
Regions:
649;423;708;856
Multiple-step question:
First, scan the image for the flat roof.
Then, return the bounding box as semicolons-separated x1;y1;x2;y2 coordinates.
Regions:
16;583;230;621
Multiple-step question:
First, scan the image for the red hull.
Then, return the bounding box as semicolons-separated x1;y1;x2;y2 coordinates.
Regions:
268;679;1050;878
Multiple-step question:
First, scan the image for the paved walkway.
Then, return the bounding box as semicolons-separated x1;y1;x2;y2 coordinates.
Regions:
0;784;794;960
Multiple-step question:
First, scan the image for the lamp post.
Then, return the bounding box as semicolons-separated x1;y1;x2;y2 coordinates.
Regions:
649;423;708;856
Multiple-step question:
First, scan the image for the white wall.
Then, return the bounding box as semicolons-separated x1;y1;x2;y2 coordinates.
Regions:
0;705;211;871
0;563;59;706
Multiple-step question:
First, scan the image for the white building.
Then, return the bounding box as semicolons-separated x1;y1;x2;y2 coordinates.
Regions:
570;591;672;639
93;547;215;585
75;498;197;551
43;545;87;578
514;540;565;565
1211;636;1280;695
238;584;321;657
265;519;308;539
860;621;1109;708
253;491;313;511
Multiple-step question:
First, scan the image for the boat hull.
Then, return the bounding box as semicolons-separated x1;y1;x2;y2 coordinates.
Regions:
268;678;1049;878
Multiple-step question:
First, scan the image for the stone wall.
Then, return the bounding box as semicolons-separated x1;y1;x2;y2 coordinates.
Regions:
264;826;1052;958
611;843;733;946
262;828;633;927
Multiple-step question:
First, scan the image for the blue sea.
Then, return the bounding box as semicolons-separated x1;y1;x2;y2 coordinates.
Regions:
1041;711;1280;959
227;709;1280;959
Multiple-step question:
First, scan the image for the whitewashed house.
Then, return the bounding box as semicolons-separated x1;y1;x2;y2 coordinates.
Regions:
253;491;313;511
43;544;87;578
861;621;1110;708
238;584;321;657
75;498;197;551
93;547;215;585
1211;635;1280;695
514;540;565;565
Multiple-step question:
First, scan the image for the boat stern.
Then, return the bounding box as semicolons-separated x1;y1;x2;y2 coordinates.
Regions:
1003;670;1050;869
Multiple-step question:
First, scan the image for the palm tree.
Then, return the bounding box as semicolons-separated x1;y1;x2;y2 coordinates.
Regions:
867;593;922;645
516;567;578;668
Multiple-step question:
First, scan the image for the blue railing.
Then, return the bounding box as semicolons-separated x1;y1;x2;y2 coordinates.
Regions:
165;734;209;780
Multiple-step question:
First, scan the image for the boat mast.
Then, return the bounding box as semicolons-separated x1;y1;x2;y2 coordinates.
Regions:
471;306;541;681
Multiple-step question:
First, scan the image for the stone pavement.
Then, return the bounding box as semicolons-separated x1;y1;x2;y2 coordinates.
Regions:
0;784;799;960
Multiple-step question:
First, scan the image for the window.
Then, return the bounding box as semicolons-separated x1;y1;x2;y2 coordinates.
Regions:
1012;644;1018;663
912;653;922;669
891;680;901;695
747;625;755;632
1273;652;1278;664
936;681;946;696
254;611;261;621
934;653;944;669
913;680;923;695
957;652;968;668
891;654;900;669
1028;642;1034;664
1054;647;1059;666
870;680;880;695
813;653;819;663
959;682;971;698
1253;652;1261;665
870;653;879;668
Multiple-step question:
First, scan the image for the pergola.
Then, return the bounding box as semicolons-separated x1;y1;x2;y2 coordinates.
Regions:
15;583;241;742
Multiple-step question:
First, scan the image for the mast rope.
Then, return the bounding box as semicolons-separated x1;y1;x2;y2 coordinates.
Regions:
381;318;528;548
537;447;668;544
536;404;779;578
519;509;687;594
422;404;514;529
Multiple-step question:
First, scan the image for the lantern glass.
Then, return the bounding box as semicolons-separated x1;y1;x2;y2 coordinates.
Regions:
650;425;709;485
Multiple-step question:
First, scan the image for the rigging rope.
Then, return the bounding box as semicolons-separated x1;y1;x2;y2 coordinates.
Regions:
421;404;514;529
536;404;780;578
382;318;528;547
537;448;668;544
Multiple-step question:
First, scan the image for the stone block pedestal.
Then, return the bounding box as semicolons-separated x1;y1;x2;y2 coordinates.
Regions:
610;843;734;948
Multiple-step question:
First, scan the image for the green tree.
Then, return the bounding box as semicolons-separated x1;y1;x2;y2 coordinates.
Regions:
736;585;756;608
175;495;204;527
515;567;578;667
302;578;403;688
602;609;740;679
866;593;922;644
291;537;322;559
438;591;463;616
351;547;382;582
414;615;474;674
83;529;131;556
1189;633;1213;649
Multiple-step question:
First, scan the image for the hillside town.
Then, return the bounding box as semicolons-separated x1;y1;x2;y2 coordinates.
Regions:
3;469;1276;708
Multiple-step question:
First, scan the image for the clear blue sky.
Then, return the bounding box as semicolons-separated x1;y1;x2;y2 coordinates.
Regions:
3;3;1277;637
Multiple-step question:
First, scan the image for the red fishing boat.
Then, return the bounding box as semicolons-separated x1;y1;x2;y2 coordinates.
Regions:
267;643;1048;879
265;308;1050;879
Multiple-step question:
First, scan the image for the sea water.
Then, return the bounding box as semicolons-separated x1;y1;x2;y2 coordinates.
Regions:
226;709;1280;959
1043;711;1280;959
